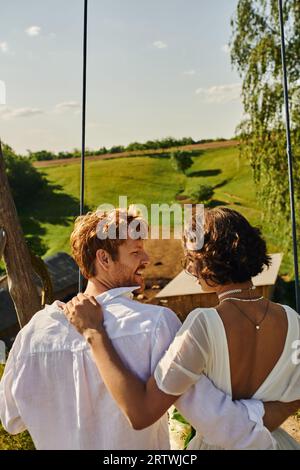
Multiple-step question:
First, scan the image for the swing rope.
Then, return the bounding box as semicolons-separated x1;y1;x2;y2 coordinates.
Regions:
278;0;300;313
79;0;88;292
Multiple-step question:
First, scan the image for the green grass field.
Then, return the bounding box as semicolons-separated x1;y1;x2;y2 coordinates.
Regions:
21;145;294;276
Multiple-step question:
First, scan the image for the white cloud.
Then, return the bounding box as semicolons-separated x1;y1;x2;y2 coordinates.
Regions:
195;83;241;104
153;40;168;49
184;69;196;76
0;107;44;119
87;122;100;128
221;44;230;54
25;26;41;37
0;42;8;53
0;107;10;118
54;101;81;113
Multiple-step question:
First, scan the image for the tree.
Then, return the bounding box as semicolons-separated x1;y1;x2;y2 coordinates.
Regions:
230;0;300;234
96;147;108;155
0;141;41;327
3;144;47;207
126;142;145;152
110;145;125;154
170;151;193;174
28;150;55;161
190;184;214;204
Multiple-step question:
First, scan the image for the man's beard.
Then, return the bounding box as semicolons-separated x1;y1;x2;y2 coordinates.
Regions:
112;263;145;292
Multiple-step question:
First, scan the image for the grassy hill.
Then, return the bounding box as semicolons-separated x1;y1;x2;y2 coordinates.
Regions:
1;142;289;300
26;145;291;271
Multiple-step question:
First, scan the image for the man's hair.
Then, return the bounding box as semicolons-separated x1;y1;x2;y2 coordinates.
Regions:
184;207;271;285
71;209;142;279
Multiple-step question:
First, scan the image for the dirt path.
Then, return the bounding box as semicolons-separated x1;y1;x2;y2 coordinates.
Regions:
33;140;239;168
281;416;300;443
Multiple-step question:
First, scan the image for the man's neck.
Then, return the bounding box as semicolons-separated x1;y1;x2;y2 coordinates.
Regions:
84;278;113;297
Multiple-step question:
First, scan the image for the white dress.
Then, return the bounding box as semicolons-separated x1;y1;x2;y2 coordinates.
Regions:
154;304;300;450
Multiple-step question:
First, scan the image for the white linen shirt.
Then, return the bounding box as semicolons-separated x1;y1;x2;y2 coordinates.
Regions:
0;287;274;450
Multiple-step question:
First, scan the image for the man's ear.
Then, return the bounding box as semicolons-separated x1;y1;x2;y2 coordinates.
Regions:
95;249;111;272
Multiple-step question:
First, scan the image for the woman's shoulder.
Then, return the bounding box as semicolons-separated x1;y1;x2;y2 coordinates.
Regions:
182;306;219;334
278;303;300;328
278;302;298;313
276;302;299;321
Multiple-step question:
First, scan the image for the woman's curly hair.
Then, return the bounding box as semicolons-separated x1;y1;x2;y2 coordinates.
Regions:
184;207;271;285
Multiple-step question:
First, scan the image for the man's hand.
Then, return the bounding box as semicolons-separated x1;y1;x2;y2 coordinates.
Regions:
64;293;104;337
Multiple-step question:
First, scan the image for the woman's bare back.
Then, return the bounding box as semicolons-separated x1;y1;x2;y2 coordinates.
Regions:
216;300;288;400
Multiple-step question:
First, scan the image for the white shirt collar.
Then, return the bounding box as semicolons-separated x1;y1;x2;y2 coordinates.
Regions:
95;286;140;305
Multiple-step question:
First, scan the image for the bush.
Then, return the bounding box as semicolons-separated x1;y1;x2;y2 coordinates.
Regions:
2;144;47;207
57;151;74;159
28;150;56;161
72;148;81;159
125;136;196;153
190;184;214;203
143;140;160;150
110;145;125;154
95;147;108;155
170;151;193;174
180;137;195;146
126;142;145;152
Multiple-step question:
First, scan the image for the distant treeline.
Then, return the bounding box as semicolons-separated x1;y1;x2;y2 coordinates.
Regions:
27;136;229;162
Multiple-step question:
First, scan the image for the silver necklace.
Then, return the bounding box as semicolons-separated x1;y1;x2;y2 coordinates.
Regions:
219;298;269;330
218;286;256;298
219;296;264;303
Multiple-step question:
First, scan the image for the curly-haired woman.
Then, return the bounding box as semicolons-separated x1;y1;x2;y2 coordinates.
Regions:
64;207;300;449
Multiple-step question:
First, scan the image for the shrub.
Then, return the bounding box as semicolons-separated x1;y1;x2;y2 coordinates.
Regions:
190;184;214;203
110;145;125;154
126;142;145;152
28;150;55;161
95;147;108;155
3;144;47;207
57;151;74;159
170;151;193;174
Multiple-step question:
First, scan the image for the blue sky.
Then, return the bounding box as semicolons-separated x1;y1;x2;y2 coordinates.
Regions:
0;0;242;154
